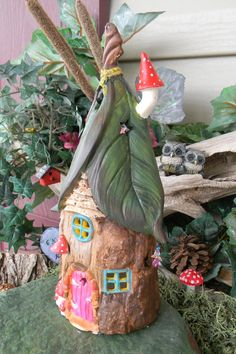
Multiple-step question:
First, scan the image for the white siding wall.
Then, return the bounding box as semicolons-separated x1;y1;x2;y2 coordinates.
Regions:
110;0;236;123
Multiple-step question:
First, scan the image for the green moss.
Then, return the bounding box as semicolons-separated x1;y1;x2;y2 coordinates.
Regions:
159;274;236;354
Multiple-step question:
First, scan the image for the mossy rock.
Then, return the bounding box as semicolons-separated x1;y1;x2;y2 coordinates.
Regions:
0;276;199;354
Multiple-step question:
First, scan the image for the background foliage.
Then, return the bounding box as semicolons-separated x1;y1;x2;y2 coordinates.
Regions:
0;1;95;251
0;0;235;298
0;2;167;251
163;196;236;297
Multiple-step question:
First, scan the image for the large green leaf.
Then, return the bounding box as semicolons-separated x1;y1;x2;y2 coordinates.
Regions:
168;122;214;144
112;3;164;43
25;39;65;76
186;212;220;243
60;78;164;240
208;85;236;132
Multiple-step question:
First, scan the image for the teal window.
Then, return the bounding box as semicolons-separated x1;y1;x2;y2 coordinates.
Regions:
103;269;132;294
72;214;93;242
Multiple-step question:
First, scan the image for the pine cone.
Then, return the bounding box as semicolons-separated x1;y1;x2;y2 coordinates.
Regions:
169;235;213;276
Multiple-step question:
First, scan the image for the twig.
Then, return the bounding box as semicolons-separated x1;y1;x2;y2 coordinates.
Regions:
48;102;53;151
26;0;95;101
75;0;103;71
0;91;20;98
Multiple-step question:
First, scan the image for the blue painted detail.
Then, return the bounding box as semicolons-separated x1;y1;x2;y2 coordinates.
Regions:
40;227;60;263
72;214;93;242
102;269;132;294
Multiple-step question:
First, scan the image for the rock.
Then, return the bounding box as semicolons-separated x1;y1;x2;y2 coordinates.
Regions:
0;276;199;354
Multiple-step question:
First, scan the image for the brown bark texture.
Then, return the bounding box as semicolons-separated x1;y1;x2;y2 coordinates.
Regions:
156;131;236;217
0;253;48;286
59;175;160;334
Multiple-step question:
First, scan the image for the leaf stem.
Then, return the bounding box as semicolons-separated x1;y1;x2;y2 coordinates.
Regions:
223;101;236;108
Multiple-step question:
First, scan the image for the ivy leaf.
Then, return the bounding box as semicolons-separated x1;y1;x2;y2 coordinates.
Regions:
208;85;236;132
20;84;40;100
112;4;164;43
9;176;33;199
2;204;19;221
18;56;43;84
186;213;220;243
0;61;18;83
150;67;185;124
11;236;27;252
0;86;17;112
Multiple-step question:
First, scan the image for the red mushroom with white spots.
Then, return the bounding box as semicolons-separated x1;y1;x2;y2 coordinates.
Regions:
179;269;204;292
136;51;164;118
50;234;69;254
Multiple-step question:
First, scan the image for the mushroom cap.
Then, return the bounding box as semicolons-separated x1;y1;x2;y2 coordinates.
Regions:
136;51;164;91
179;269;204;286
50;234;69;254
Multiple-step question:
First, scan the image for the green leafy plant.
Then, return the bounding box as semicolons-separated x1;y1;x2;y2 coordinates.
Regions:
0;0;96;251
0;2;165;251
0;55;89;251
151;82;236;148
164;198;236;297
208;85;236;133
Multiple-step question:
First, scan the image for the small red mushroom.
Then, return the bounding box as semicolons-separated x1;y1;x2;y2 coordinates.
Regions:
136;52;164;118
50;235;69;254
179;269;204;292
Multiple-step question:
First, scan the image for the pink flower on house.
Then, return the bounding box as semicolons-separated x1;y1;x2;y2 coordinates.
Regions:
59;132;80;152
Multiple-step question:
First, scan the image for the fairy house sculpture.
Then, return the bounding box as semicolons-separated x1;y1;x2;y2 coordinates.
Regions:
27;0;166;335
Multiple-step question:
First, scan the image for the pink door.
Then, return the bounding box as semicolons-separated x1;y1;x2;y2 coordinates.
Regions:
71;271;94;323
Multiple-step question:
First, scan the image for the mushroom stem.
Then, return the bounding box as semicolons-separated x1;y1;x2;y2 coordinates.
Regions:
186;285;196;293
136;88;158;118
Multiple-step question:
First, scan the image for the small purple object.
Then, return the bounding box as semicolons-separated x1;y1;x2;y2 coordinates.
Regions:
151;243;162;268
152;258;161;268
40;227;60;263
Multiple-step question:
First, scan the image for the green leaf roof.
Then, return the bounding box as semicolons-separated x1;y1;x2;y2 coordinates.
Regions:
59;77;164;240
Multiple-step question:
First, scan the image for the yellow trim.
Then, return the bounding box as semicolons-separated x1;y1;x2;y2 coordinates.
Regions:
99;67;122;95
82;220;89;228
120;282;128;291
